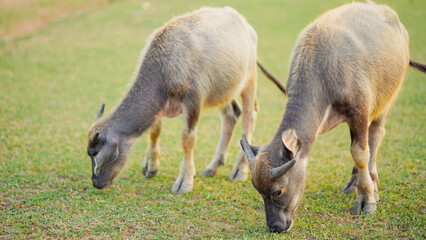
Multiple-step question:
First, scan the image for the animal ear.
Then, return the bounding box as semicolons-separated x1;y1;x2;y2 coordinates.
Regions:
281;129;299;154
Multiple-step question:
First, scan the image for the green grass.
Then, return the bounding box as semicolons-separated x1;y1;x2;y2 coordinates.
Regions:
1;0;425;238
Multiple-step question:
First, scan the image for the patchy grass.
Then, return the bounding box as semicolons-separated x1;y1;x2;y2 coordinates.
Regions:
0;0;425;238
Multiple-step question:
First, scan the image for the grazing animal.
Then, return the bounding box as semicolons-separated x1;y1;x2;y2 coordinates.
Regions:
241;1;426;233
86;7;284;194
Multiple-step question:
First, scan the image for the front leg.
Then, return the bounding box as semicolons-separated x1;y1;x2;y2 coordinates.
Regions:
343;108;389;202
172;104;200;194
142;119;162;178
348;114;377;214
366;109;389;202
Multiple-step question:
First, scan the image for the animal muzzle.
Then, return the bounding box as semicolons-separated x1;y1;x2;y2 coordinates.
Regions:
91;175;110;189
268;219;293;233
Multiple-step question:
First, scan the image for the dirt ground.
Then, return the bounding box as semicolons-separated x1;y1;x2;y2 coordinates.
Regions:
0;0;109;39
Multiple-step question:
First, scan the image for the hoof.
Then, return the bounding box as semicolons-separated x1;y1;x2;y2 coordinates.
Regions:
172;183;193;194
172;176;194;194
228;170;248;181
200;168;216;177
142;166;158;179
352;202;362;215
343;185;358;194
363;203;376;214
342;176;357;194
351;201;376;215
143;170;158;179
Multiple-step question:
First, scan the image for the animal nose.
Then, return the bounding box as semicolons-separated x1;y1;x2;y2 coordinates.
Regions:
268;220;292;233
92;176;105;189
269;222;284;233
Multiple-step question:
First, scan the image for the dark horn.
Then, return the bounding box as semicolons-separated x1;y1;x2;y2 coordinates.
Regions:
271;159;296;179
240;133;255;162
96;103;105;121
251;145;259;156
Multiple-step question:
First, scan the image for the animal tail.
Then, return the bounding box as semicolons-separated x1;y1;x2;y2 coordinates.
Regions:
409;60;426;73
257;61;287;95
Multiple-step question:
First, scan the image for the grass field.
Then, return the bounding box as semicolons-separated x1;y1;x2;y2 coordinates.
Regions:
1;0;425;238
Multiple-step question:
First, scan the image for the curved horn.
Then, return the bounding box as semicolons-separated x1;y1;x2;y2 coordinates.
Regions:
271;159;296;179
95;103;105;121
240;133;260;173
240;134;255;162
251;145;259;156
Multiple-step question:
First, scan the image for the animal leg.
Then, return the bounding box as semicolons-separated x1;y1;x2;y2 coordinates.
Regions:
201;100;241;177
229;70;258;181
366;109;389;202
342;165;358;194
172;104;200;194
142;119;162;178
343;109;388;201
348;114;377;215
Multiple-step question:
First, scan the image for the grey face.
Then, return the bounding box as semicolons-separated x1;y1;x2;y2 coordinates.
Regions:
241;131;306;233
255;166;306;233
87;129;121;189
86;104;127;189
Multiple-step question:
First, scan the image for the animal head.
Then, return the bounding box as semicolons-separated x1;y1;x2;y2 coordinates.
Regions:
241;129;307;233
86;104;132;189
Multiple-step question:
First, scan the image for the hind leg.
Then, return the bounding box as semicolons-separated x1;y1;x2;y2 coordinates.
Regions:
229;69;258;181
142;119;162;178
201;100;241;177
342;165;358;194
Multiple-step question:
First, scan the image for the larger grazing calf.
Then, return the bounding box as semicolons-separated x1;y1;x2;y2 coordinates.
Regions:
241;1;426;233
86;7;283;194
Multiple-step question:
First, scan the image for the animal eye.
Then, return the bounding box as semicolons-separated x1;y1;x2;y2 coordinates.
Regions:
272;190;282;197
90;139;100;147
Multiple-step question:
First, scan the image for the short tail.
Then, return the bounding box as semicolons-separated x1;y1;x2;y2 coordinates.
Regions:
257;61;287;95
409;60;426;73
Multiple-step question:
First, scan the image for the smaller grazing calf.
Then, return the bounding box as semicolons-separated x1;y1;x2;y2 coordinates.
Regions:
241;1;426;233
86;7;283;194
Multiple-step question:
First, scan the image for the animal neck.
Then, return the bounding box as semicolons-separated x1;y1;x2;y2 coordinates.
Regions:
106;61;167;137
274;86;329;158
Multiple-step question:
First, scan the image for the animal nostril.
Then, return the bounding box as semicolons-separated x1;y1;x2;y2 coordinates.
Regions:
283;220;293;231
92;176;101;188
269;222;284;233
92;181;104;189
